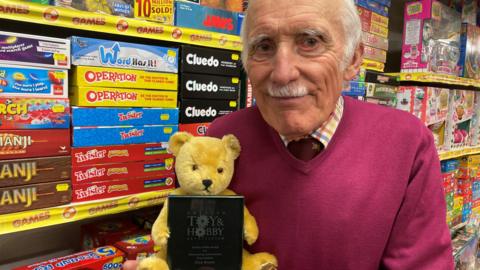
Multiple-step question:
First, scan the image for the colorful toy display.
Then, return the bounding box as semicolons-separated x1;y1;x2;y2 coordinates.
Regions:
445;90;475;150
72;107;178;126
0;129;70;159
53;0;134;17
459;23;480;79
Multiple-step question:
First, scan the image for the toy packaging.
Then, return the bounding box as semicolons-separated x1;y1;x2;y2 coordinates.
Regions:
70;87;177;108
81;219;144;250
200;0;243;12
342;81;366;97
445;90;475;150
0;97;70;129
54;0;134;17
178;122;211;136
180;73;240;100
469;92;480;146
134;0;174;24
0;180;71;215
179;98;238;124
70;36;178;73
71;66;178;90
72;107;179;127
361;58;385;72
363;45;387;63
460;0;479;24
362;31;389;50
13;246;124;270
0;31;70;69
0;129;70;159
114;234;157;260
365;83;397;100
181;45;241;76
72;173;176;202
355;0;389;17
359;15;389;38
357;6;389;28
0;65;68;98
411;86;450;125
459;23;480;79
401;0;462;75
0;156;70;188
174;1;240;35
72;158;174;184
72;125;177;147
72;143;170;166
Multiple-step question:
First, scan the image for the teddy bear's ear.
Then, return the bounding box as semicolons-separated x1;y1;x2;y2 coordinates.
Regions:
222;134;241;160
168;132;193;156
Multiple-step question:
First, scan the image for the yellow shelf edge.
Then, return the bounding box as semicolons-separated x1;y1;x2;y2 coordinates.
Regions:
0;189;173;235
399;72;480;88
0;0;242;51
439;147;480;161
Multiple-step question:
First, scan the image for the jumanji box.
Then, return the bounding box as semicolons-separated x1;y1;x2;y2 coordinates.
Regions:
0;156;70;188
0;129;70;159
0;180;71;214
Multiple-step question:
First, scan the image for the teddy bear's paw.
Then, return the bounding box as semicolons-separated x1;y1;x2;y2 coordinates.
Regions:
152;229;170;246
244;229;258;245
254;252;278;270
137;256;169;270
260;262;278;270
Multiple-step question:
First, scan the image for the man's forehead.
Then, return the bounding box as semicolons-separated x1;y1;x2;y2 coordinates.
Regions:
247;0;343;18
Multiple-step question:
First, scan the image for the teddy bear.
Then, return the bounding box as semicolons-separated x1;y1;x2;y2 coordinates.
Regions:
137;132;278;270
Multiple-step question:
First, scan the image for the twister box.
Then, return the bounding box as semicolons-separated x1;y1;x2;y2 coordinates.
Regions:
180;73;240;100
0;65;68;98
181;45;241;76
70;36;178;73
401;0;462;75
0;129;70;159
72;173;176;202
180;98;238;124
70;87;177;108
13;246;124;270
72;107;179;126
0;180;71;215
72;158;174;184
0;156;70;188
72;125;177;147
0;31;70;69
72;143;170;166
0;97;70;129
174;1;240;35
179;122;210;136
459;23;480;79
71;66;178;90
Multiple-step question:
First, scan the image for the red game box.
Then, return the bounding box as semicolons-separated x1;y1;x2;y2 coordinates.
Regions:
13;246;124;270
71;143;170;166
81;218;145;250
72;158;174;184
179;122;211;136
114;234;157;260
0;129;70;159
72;173;176;202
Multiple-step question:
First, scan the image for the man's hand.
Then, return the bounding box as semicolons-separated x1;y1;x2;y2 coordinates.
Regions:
123;260;138;270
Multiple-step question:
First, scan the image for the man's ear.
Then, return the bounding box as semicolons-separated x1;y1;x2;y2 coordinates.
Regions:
168;132;193;156
343;42;364;81
222;134;241;160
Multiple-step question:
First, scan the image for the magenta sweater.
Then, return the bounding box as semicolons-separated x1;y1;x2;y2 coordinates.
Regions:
207;97;454;270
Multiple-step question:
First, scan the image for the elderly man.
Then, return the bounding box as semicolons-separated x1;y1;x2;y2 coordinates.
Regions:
126;0;454;269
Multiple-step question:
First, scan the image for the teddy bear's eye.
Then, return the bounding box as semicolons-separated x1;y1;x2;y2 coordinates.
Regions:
192;164;198;171
217;168;224;174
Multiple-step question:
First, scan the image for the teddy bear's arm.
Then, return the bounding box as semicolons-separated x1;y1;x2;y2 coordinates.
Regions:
151;198;171;247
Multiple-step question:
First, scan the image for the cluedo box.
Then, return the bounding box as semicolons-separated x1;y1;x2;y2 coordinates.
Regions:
179;98;238;124
181;45;241;76
179;122;211;136
72;125;177;147
0;129;70;159
0;97;70;129
72;143;170;166
180;73;240;100
72;107;178;127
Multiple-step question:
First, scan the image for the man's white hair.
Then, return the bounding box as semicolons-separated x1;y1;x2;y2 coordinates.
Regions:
240;0;362;71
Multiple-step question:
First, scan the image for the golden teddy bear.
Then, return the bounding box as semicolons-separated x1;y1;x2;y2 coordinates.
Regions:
137;132;277;270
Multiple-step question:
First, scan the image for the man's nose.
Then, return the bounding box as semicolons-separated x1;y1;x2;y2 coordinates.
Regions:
270;45;300;85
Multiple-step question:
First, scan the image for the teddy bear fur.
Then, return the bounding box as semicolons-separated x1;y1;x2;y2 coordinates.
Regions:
137;132;278;270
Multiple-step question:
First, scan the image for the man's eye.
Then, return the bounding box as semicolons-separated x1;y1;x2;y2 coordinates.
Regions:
299;36;320;50
250;39;275;61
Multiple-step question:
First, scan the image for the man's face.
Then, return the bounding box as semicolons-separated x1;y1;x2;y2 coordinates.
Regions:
245;0;360;140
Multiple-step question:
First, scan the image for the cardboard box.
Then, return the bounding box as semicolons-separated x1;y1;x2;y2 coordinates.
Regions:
71;36;178;73
180;73;240;100
72;107;178;127
181;45;241;76
179;122;211;136
200;0;243;12
360;17;389;38
362;31;389;50
365;71;398;85
0;65;68;98
70;87;177;108
459;23;480;79
71;66;178;90
53;0;134;17
470;92;480;146
365;83;398;100
369;0;391;6
361;59;385;72
363;45;387;63
180;98;238;124
445;90;476;150
355;0;389;17
0;180;71;215
81;219;144;250
399;86;450;126
0;156;70;188
357;6;389;28
72;159;174;184
13;246;124;270
134;0;174;24
401;0;462;75
0;129;70;159
72;125;177;147
0;31;70;69
72;173;176;202
174;1;240;35
114;235;156;260
0;97;70;129
72;143;170;166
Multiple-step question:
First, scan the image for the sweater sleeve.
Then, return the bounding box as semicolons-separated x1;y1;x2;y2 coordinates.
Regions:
380;125;454;270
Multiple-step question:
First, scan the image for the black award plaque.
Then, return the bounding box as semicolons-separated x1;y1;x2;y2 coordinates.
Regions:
167;195;244;270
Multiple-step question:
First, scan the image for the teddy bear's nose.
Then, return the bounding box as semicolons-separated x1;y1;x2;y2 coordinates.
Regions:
202;179;213;188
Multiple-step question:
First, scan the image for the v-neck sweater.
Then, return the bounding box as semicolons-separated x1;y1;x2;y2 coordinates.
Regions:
207;97;454;270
